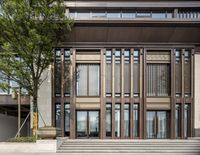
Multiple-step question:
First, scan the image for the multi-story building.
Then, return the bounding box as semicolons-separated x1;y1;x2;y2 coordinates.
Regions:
45;0;200;139
1;0;200;140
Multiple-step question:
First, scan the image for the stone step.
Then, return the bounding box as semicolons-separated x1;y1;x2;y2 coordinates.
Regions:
56;153;200;155
61;144;200;147
62;140;200;143
62;142;200;144
57;149;200;153
57;139;200;154
59;147;200;151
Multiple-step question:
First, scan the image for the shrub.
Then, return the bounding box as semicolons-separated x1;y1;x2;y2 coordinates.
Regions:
7;136;40;142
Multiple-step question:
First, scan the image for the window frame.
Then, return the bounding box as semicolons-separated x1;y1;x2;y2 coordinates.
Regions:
76;63;100;97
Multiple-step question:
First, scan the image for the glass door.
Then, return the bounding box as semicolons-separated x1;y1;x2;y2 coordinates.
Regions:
77;111;87;138
147;111;156;138
146;111;169;139
76;111;99;138
89;111;99;137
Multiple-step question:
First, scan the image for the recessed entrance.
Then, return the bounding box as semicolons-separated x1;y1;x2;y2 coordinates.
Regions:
76;111;99;138
146;111;170;139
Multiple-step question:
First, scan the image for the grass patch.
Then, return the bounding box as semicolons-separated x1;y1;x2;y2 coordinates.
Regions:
7;136;40;143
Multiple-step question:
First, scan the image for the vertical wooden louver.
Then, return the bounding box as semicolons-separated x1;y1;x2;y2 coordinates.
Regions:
184;51;191;96
133;50;140;96
147;64;170;96
55;49;62;96
106;50;112;96
124;50;130;96
175;50;182;96
115;50;121;96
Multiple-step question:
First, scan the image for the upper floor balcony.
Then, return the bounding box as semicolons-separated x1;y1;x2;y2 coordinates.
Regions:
65;1;200;23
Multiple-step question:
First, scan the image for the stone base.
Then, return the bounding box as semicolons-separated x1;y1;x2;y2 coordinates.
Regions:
37;126;61;139
195;128;200;137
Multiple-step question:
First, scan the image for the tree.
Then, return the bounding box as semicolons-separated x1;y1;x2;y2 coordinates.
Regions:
0;0;73;136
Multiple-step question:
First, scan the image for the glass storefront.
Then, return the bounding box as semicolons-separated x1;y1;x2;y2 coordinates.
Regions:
76;111;99;138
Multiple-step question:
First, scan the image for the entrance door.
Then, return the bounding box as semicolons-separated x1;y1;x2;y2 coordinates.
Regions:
146;111;169;139
76;111;99;138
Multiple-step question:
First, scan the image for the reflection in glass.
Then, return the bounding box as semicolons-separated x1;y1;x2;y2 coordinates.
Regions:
146;111;155;138
107;12;121;18
184;104;191;138
175;104;181;138
77;64;100;96
122;12;136;18
157;112;167;138
133;104;139;137
124;104;130;137
152;13;166;19
146;111;168;139
76;111;99;138
88;65;100;96
106;104;112;137
115;104;121;137
65;104;70;136
77;65;87;96
55;103;61;128
77;111;87;137
55;49;61;96
77;12;90;18
92;12;106;18
89;111;99;137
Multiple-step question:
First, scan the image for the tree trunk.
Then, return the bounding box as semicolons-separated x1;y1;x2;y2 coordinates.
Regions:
32;91;38;137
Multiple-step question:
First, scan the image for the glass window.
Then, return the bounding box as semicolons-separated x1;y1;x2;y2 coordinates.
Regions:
184;50;191;97
136;12;151;18
77;64;100;96
106;50;112;96
55;49;61;96
77;11;90;19
55;103;61;128
106;103;112;137
69;12;75;19
133;50;140;96
89;64;100;96
175;50;181;63
175;104;181;138
107;12;121;18
77;64;87;96
115;104;121;137
133;104;139;137
146;63;170;96
166;12;173;18
175;50;181;97
184;104;191;138
134;50;139;64
65;103;70;136
92;12;106;18
64;49;71;96
152;13;166;19
124;50;130;96
122;12;136;18
115;50;121;96
124;104;130;137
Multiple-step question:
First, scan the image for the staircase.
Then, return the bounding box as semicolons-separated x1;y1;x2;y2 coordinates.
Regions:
57;139;200;155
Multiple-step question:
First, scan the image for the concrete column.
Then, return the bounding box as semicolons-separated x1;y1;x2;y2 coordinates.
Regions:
194;54;200;136
38;66;52;128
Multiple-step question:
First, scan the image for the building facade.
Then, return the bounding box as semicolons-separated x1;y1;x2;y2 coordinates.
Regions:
2;0;200;141
43;0;200;139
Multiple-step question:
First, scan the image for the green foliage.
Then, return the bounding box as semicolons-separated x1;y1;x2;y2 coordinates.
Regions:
0;0;73;103
7;136;41;143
